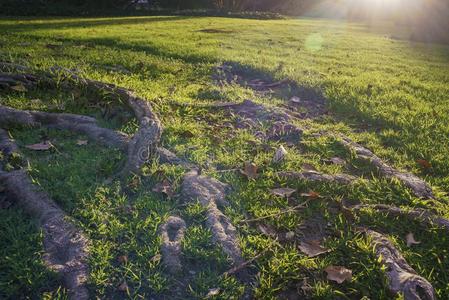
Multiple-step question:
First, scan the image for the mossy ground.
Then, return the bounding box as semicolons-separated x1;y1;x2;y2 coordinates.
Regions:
0;16;448;299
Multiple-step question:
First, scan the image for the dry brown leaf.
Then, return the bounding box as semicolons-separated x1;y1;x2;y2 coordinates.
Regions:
241;161;258;179
330;157;346;165
257;224;277;237
273;145;288;163
285;231;295;240
180;130;195;138
406;233;421;247
150;254;162;263
416;159;431;169
205;288;221;298
76;139;88;146
270;187;296;198
25;141;52;151
298;240;330;257
10;84;27;92
301;163;317;171
46;43;62;49
117;255;128;264
117;281;129;292
300;191;320;199
152;180;174;198
325;266;352;284
290;96;301;104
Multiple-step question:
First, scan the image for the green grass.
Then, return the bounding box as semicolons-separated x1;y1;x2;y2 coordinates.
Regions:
0;15;448;299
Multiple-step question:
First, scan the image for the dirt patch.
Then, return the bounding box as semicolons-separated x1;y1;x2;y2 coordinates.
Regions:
214;62;328;119
225;99;303;144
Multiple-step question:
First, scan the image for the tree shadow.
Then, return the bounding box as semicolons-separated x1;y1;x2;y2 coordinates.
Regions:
0;15;196;32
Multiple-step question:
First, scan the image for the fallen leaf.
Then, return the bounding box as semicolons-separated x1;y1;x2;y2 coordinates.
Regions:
257;224;277;237
205;288;221;298
117;255;128;264
117;281;129;292
25;141;52;151
406;233;421;247
301;163;316;171
241;161;258;179
285;231;295;240
299;240;330;257
325;266;352;284
180;130;195;138
10;84;27;92
416;159;431;169
152;180;174;198
270;187;296;197
329;157;346;165
76;139;88;146
290;96;301;104
31;99;42;105
150;254;162;263
46;43;62;49
300;191;320;199
273;145;288;163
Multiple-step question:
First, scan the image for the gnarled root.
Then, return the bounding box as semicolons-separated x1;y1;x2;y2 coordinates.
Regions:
182;170;243;264
0;105;129;150
1;67;163;177
365;229;435;300
58;72;163;177
339;136;434;199
159;216;186;273
353;204;449;232
278;170;356;185
156;147;195;169
0;72;37;89
0;130;89;300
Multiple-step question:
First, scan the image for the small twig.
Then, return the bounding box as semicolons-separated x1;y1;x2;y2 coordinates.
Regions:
223;247;271;277
239;202;309;224
213;168;240;173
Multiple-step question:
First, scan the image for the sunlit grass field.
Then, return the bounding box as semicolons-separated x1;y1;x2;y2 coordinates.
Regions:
0;16;448;299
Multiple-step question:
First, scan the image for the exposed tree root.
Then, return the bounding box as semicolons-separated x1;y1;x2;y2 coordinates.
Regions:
159;216;187;273
339;136;434;199
182;169;243;265
0;61;29;72
352;204;449;231
0;129;89;300
364;229;435;300
156;146;196;169
278;170;356;185
53;71;163;177
0;105;129;150
0;72;38;89
1;67;162;177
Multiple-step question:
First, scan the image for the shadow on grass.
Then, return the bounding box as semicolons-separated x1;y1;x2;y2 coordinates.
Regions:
0;15;196;32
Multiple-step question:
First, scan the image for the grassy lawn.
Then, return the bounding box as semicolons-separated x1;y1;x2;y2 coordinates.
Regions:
0;16;448;299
